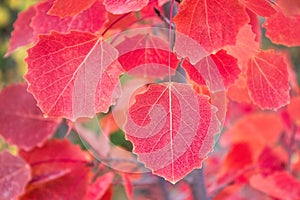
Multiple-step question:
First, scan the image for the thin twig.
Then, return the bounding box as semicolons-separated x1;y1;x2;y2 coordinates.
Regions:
101;12;131;37
153;7;175;29
287;124;297;172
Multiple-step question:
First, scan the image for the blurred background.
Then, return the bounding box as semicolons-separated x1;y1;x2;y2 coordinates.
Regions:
0;0;36;89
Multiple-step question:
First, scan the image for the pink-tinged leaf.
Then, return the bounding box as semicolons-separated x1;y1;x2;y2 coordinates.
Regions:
121;173;133;200
174;0;249;54
217;142;253;184
32;0;107;38
246;9;262;43
0;84;61;151
250;171;300;200
258;147;284;176
19;139;91;200
7;0;107;56
158;0;170;7
227;74;252;103
246;50;290;110
116;34;178;78
5;6;36;56
224;25;259;69
277;0;300;15
103;0;149;14
241;0;277;17
263;12;300;46
0;151;31;200
25;31;123;120
182;49;240;90
48;0;97;17
125;83;219;183
287;97;300;125
85;172;114;200
222;113;284;156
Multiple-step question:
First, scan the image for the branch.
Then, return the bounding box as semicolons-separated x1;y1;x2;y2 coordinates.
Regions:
158;177;170;200
287;124;297;172
189;168;210;200
153;7;175;29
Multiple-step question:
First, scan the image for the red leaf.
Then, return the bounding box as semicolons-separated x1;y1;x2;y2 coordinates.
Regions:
246;9;262;42
32;1;106;35
227;74;251;103
246;50;290;110
258;147;284;176
0;84;60;150
103;0;149;14
48;0;97;17
5;6;36;56
222;143;253;173
287;97;300;125
250;171;300;200
0;151;31;200
6;0;107;56
222;113;284;156
174;0;248;54
116;34;179;78
263;12;300;47
19;139;91;200
25;31;123;120
241;0;277;17
85;172;114;200
277;0;300;16
125;83;219;183
224;24;259;69
218;142;253;184
182;49;240;90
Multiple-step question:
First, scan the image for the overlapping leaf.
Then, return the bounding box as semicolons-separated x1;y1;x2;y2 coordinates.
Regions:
25;31;123;120
222;113;284;156
84;172;114;200
32;0;106;35
48;0;97;17
241;0;277;17
19;139;91;200
263;12;300;46
116;34;178;78
0;84;61;150
250;171;300;200
0;151;31;200
103;0;149;14
257;147;284;176
246;50;290;110
287;97;300;125
277;0;300;15
125;83;219;183
182;49;240;90
227;74;252;103
224;25;259;69
174;0;249;54
6;0;107;56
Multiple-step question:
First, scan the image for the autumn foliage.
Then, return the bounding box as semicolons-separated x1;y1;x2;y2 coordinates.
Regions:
0;0;300;199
